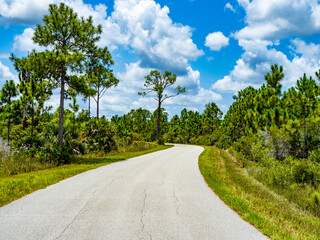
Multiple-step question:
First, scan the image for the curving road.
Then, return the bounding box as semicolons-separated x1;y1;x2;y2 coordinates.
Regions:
0;145;268;240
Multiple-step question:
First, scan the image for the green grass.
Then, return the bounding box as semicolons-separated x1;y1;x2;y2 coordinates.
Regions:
199;146;320;240
0;144;171;207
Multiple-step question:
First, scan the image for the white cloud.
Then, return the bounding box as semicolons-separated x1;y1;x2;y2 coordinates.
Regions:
237;0;249;8
98;17;130;51
225;3;236;13
0;61;17;84
13;28;45;52
0;0;108;26
205;32;229;51
212;39;320;93
235;0;320;40
11;0;203;75
214;0;320;94
0;0;53;26
212;59;263;93
110;0;203;74
284;39;320;86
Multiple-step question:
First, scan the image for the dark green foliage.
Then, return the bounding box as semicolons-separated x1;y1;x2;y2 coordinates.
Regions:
164;104;223;145
264;64;284;96
0;80;19;144
83;117;117;153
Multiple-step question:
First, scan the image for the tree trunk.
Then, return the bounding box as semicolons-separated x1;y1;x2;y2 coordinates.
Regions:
7;116;10;145
22;106;27;129
97;100;99;119
31;101;34;138
58;76;65;145
88;96;91;119
303;112;306;159
157;101;161;140
97;87;99;119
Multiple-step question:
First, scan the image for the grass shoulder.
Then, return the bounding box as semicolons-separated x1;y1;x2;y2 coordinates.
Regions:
199;146;320;240
0;144;172;207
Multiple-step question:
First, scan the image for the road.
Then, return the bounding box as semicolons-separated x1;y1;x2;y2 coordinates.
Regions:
0;144;268;240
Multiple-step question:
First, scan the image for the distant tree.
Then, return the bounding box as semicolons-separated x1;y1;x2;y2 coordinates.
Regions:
0;80;19;144
203;102;223;134
33;3;104;144
285;74;318;158
86;46;119;119
265;64;284;96
296;74;318;158
10;55;30;129
139;70;185;142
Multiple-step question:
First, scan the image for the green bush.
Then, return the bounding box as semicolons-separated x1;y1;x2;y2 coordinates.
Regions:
292;159;319;185
83;118;117;153
309;149;320;164
311;192;320;205
38;144;73;165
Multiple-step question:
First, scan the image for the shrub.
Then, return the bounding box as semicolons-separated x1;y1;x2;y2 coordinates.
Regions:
83;118;117;153
311;192;320;205
38;144;73;165
309;149;320;164
292;159;318;185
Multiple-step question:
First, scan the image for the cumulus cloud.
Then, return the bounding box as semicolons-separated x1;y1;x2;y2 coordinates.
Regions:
0;61;17;84
13;28;46;52
234;0;320;40
11;0;203;75
110;0;203;74
213;0;320;94
0;0;53;26
0;0;108;26
212;39;320;93
205;32;229;51
225;3;236;13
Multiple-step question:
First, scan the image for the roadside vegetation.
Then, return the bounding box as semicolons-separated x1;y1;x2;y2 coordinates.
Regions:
199;146;320;239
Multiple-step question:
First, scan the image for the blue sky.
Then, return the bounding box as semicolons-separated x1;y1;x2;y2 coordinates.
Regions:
0;0;320;118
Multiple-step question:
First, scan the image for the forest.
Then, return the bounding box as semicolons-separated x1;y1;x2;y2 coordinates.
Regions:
1;3;320;222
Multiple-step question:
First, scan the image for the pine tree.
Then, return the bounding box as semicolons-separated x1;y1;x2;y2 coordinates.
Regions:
33;3;104;144
139;70;185;142
0;80;19;144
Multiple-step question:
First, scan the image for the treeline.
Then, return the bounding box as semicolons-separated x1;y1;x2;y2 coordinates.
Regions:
111;102;222;146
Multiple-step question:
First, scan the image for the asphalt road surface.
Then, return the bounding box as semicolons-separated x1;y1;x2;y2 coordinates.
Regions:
0;145;268;240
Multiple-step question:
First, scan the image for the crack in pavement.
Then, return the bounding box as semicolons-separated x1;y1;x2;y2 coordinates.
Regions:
173;190;179;216
139;189;153;240
140;189;147;232
54;183;107;240
55;167;135;239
